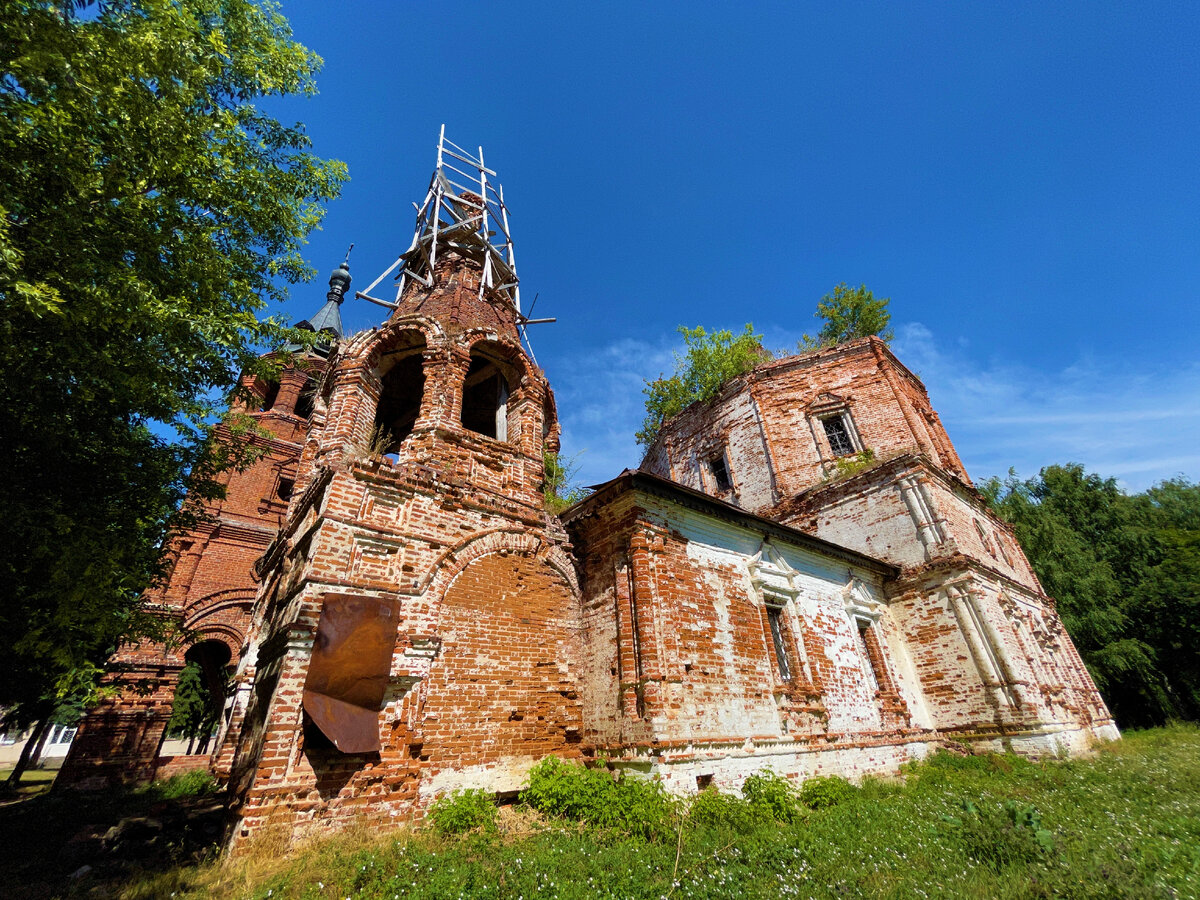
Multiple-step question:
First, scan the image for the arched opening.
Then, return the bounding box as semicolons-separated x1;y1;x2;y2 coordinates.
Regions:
165;640;232;756
461;348;511;440
260;379;280;411
373;334;427;454
295;377;317;419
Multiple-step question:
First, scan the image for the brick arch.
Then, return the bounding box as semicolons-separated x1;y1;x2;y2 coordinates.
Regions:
183;588;254;660
345;316;446;369
316;320;445;459
422;528;580;602
417;534;586;779
457;332;547;449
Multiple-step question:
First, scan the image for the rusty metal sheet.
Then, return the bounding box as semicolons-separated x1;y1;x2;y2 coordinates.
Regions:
302;594;398;754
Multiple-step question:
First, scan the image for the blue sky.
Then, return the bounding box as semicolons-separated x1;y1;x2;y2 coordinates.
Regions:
271;2;1200;492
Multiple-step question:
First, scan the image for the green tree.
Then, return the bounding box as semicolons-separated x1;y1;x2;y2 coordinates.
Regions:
800;283;894;349
166;660;226;754
0;0;345;744
637;324;768;448
983;465;1200;726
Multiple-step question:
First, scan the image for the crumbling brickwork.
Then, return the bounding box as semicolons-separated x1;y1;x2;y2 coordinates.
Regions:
641;337;970;508
564;473;935;793
223;248;584;847
638;336;1116;760
62;151;1114;849
57;351;329;789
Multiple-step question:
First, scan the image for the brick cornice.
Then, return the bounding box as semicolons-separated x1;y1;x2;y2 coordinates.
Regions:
564;469;897;577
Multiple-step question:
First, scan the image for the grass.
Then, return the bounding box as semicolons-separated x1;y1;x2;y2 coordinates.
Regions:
0;765;58;804
27;726;1200;899
0;768;221;899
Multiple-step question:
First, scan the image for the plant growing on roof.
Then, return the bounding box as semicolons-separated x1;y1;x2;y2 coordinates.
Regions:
799;283;894;349
637;324;769;448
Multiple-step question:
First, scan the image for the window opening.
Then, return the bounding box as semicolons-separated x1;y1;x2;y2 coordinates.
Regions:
974;519;997;557
461;352;510;440
767;604;792;682
855;618;894;695
374;352;426;453
854;620;879;692
708;454;732;492
822;415;855;456
295;378;317;419
276;478;295;502
260;380;280;411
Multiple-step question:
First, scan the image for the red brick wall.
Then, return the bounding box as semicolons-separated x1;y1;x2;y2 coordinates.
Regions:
58;354;324;789
225;260;574;847
642;337;969;514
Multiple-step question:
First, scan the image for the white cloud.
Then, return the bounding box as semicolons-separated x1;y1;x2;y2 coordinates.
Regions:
542;336;676;487
542;323;1200;495
893;323;1200;491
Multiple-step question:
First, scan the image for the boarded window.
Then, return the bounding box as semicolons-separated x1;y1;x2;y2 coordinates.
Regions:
767;605;792;682
461;352;509;440
302;595;399;754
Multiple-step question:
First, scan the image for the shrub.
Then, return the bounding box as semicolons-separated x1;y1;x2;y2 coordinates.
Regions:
429;789;497;836
798;775;858;810
741;770;804;823
907;749;1037;786
687;787;766;832
637;324;770;447
149;769;219;800
831;448;876;481
520;757;677;840
543;451;589;514
944;799;1055;871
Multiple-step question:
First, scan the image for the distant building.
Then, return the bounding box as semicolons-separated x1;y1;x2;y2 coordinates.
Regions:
59;134;1116;850
0;721;77;767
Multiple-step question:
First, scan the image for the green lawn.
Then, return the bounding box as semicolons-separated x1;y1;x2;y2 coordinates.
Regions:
24;726;1200;899
0;765;57;804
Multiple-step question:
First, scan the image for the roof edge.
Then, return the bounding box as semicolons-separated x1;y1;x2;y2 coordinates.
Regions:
562;468;898;578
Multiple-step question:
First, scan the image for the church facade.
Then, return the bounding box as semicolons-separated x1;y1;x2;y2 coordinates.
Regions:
59;138;1116;848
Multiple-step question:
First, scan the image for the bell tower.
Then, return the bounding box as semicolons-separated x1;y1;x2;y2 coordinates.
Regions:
225;132;582;847
57;262;349;790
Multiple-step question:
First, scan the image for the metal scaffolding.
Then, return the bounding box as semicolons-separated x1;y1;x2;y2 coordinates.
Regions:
356;125;522;315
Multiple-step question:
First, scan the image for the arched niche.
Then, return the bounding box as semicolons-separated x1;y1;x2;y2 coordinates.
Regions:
372;330;428;453
542;387;560;450
461;341;524;441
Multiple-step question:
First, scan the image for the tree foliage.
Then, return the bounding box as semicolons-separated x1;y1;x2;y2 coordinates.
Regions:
800;282;894;349
543;451;589;514
0;1;345;718
166;660;225;751
637;324;768;448
983;465;1200;727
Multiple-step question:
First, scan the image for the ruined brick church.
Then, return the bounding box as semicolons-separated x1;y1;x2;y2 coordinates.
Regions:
59;134;1116;848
